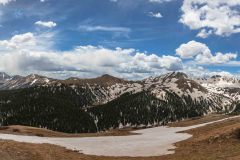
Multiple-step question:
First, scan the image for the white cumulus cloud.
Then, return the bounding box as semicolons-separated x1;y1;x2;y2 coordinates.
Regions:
180;0;240;38
149;12;163;18
176;40;237;64
0;0;14;5
0;32;36;50
35;21;57;28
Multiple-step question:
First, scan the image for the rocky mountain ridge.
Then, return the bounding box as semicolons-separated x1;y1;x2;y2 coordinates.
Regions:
0;71;239;133
1;72;239;106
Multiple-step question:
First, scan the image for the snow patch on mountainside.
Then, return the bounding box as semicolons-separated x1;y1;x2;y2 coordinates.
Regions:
197;75;240;102
144;72;208;101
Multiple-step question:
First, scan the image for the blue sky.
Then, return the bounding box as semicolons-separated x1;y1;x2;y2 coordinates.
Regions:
0;0;239;79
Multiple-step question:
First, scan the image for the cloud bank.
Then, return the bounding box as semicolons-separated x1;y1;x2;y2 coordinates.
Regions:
0;32;183;79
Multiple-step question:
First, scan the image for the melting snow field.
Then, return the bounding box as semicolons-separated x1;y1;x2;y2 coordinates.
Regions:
0;116;239;157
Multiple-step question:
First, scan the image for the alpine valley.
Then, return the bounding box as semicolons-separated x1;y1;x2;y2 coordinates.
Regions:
0;71;239;133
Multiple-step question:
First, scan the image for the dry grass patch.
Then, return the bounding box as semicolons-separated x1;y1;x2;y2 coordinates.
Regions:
0;125;137;137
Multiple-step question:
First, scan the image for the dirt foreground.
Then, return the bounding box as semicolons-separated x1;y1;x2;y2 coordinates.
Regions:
0;114;240;160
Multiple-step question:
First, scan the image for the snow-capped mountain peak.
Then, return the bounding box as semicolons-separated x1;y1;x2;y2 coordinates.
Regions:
0;72;11;84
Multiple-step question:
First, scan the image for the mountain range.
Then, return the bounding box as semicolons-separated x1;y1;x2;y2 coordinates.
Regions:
0;71;239;133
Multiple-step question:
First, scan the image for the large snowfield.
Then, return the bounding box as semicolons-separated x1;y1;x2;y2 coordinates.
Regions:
0;116;239;157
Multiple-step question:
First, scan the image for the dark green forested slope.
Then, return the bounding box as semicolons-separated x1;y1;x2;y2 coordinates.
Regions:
0;86;227;133
89;91;211;131
0;86;97;133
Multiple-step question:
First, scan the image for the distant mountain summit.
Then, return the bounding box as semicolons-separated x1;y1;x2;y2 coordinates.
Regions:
197;74;240;88
144;72;208;98
196;74;240;101
0;72;11;84
0;74;56;90
64;74;127;87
